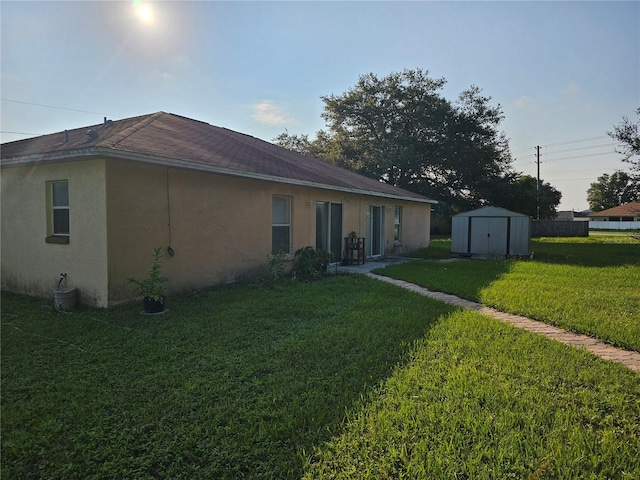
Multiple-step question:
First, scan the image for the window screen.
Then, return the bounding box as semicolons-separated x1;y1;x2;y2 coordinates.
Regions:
272;195;291;254
52;181;70;235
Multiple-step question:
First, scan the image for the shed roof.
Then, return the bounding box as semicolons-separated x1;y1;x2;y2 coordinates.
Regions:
453;206;530;218
1;112;435;204
588;202;640;217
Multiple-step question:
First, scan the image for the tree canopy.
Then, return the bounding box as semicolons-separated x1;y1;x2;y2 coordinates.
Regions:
587;171;639;212
608;107;640;202
276;69;559;218
490;175;562;220
608;107;640;174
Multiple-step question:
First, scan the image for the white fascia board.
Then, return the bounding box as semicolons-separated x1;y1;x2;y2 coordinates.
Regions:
1;147;438;205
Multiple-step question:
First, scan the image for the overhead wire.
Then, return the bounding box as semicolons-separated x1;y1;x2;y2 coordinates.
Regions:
1;98;626;175
1;130;45;136
541;143;618;156
541;135;610;147
1;98;124;140
1;98;118;117
542;150;618;163
546;166;619;175
513;135;620;167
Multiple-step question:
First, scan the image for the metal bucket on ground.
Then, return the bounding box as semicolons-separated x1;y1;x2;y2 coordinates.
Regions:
54;287;76;311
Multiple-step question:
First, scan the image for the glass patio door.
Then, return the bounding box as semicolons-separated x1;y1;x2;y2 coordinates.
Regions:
367;205;384;257
316;202;343;262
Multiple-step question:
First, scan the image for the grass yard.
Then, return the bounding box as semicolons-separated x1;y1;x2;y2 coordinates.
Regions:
2;239;640;479
383;236;640;351
304;311;640;479
3;278;450;479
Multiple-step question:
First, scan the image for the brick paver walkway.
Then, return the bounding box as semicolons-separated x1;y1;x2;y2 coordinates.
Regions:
367;273;640;372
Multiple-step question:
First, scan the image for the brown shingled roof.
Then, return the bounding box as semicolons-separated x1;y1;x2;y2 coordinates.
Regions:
589;202;640;217
1;112;435;204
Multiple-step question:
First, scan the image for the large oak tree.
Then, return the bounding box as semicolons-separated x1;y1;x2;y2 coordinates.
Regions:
587;171;639;212
607;108;640;201
608;107;640;174
276;69;560;218
492;175;562;220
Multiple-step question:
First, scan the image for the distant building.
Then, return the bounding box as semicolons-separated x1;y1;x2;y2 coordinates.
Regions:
589;202;640;230
556;210;590;222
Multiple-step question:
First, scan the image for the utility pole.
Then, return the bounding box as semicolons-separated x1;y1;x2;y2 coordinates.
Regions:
536;146;541;220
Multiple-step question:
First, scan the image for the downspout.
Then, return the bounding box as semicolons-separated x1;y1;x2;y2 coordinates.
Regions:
166;168;175;257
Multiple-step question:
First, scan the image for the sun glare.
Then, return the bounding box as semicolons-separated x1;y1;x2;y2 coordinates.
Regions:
134;2;154;24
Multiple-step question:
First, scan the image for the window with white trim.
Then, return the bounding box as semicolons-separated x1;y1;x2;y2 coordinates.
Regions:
272;195;291;254
51;181;70;236
394;206;402;243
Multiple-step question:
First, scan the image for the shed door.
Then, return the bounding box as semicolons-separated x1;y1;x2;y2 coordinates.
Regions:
470;217;508;255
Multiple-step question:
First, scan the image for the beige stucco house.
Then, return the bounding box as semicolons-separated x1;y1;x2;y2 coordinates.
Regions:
1;112;436;307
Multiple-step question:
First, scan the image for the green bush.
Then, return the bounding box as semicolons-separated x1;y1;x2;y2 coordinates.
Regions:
294;246;334;280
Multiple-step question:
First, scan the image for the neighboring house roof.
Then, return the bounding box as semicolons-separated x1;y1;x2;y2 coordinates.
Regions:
589;202;640;217
556;210;591;221
556;211;575;220
453;206;529;218
1;112;436;204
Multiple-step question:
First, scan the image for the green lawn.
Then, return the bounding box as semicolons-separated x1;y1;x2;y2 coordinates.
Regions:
382;236;640;351
2;278;451;479
304;311;640;479
2;241;640;479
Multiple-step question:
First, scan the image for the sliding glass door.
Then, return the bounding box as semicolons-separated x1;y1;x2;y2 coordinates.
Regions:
367;205;384;257
316;202;343;262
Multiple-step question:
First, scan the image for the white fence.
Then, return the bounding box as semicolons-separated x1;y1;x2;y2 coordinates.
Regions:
589;220;640;230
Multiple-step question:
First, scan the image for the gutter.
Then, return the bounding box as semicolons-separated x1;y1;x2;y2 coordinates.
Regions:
1;147;438;205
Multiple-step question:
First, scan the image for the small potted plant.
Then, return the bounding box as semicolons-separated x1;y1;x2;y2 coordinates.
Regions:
128;247;168;313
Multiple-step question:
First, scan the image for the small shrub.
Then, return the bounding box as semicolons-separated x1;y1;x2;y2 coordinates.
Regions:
293;247;334;280
295;247;321;280
128;247;168;302
263;250;288;285
263;247;336;285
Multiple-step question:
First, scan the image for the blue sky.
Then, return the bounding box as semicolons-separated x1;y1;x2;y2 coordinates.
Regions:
2;1;638;210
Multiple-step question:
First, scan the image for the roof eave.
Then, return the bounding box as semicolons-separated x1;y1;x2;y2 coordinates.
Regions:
1;148;437;205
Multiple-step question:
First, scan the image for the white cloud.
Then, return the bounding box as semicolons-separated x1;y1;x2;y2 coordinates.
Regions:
252;100;292;125
562;81;582;99
514;95;537;110
562;81;592;111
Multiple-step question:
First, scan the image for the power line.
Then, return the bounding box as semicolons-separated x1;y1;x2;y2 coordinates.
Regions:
541;135;610;148
513;137;615;161
545;166;621;175
543;150;617;163
1;130;45;136
1;98;117;117
516;152;619;165
542;143;618;156
512;146;537;155
546;176;615;182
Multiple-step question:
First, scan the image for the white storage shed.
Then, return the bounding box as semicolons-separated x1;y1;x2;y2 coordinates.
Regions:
451;206;531;257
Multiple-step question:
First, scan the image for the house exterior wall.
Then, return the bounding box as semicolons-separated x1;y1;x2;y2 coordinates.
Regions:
104;160;432;306
389;202;432;255
1;158;432;307
589;220;640;230
1;159;109;306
